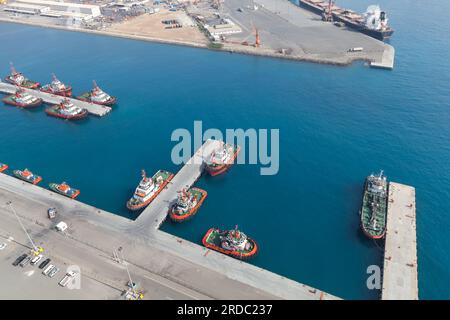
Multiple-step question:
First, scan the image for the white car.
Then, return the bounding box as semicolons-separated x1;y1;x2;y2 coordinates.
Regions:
48;266;60;278
42;264;55;276
0;243;7;250
30;255;42;265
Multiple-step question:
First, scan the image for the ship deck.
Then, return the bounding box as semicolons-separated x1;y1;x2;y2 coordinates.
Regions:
382;182;419;299
0;81;111;117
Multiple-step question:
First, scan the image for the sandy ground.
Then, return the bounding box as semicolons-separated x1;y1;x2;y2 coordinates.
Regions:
107;10;208;45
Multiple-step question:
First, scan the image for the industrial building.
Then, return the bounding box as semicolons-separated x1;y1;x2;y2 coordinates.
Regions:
3;0;102;22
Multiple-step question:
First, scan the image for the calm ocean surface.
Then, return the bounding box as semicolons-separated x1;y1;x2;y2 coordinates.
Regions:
1;0;449;299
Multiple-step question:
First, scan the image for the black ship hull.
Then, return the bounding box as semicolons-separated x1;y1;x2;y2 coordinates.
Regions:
298;0;324;15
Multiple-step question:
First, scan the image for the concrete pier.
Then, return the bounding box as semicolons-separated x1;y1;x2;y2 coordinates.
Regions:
382;182;418;300
370;44;395;70
135;139;222;230
0;139;339;300
0;81;111;117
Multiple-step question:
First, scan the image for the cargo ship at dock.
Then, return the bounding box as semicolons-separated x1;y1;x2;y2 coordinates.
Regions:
40;74;72;97
45;99;88;120
4;63;40;89
2;88;43;108
202;226;258;260
13;168;42;185
205;143;240;176
77;81;116;106
298;0;394;41
360;171;388;239
126;169;174;211
49;182;80;199
169;187;207;222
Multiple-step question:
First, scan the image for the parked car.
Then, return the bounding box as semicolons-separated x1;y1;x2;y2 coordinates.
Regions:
30;255;42;266
0;243;7;250
12;254;27;266
42;264;54;276
19;256;32;267
38;258;51;270
48;266;60;278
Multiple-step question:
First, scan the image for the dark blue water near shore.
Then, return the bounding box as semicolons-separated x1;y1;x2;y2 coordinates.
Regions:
1;0;449;299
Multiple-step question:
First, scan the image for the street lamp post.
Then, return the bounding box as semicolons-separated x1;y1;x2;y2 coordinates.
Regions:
7;202;39;253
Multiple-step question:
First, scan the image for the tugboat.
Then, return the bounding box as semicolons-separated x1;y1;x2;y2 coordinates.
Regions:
360;171;388;239
40;74;72;97
4;63;40;89
0;163;8;173
2;88;43;108
13;168;42;185
169;187;207;222
45;98;88;120
126;169;174;211
202;226;258;260
77;81;116;106
49;182;80;199
205;143;240;176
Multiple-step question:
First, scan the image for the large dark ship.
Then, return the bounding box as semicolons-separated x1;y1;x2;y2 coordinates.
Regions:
360;171;388;239
298;0;394;41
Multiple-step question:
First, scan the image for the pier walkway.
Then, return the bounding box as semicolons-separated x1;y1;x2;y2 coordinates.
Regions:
382;182;418;300
0;81;111;117
134;139;222;231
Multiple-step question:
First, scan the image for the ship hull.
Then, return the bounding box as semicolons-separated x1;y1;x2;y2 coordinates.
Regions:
169;188;207;222
49;183;80;199
40;86;72;97
4;76;40;89
77;93;116;106
45;105;88;120
206;145;240;176
13;170;42;185
0;164;8;173
126;170;174;211
202;228;258;260
298;0;394;41
360;178;388;239
2;95;43;108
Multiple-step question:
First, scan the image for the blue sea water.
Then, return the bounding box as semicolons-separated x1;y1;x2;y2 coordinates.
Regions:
0;0;449;299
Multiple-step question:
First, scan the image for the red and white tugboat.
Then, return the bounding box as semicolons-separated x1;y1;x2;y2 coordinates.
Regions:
45;98;88;120
169;187;207;222
202;225;258;260
126;169;174;211
205;143;240;176
13;168;42;185
4;63;40;89
40;74;72;97
77;81;116;106
0;163;8;173
49;182;80;199
2;88;43;108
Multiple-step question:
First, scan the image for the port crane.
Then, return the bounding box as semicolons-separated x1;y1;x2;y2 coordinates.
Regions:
322;0;334;22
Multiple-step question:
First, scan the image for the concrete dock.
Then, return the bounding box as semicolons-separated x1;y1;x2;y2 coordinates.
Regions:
370;45;395;70
0;81;111;117
0;139;339;300
135;139;222;230
382;182;418;300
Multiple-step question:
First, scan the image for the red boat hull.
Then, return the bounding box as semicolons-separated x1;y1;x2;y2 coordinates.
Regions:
169;189;207;222
78;96;116;106
202;228;258;260
127;174;174;211
2;97;43;108
45;108;88;120
4;77;40;89
206;146;241;176
0;164;8;173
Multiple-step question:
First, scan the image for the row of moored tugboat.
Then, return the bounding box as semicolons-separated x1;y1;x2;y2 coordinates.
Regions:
2;63;116;120
0;164;80;199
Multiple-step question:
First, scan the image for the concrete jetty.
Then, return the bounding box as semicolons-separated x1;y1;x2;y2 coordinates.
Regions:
0;81;111;117
135;139;222;230
370;44;395;70
382;182;418;300
0;139;340;299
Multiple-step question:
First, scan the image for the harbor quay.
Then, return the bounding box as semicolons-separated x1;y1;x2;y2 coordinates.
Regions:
0;81;111;117
0;139;339;300
382;183;419;300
